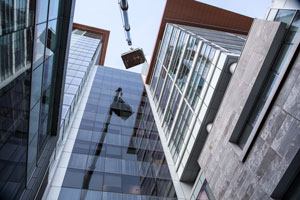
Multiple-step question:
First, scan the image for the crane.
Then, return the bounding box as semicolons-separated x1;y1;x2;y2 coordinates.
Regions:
119;0;132;46
119;0;146;69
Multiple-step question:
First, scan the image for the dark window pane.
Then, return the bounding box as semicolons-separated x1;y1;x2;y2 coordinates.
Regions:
43;56;54;91
68;153;88;169
30;63;43;108
81;190;102;200
58;187;81;200
106;145;122;159
105;157;122;174
283;171;300;200
122;175;141;195
86;156;105;172
63;169;85;189
83;171;104;191
102;192;122;200
103;173;122;193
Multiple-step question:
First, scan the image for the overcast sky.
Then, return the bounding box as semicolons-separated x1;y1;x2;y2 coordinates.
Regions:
74;0;272;73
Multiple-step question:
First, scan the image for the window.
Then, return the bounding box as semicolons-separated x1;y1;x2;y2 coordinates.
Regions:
169;30;188;78
150;24;173;92
48;0;60;20
153;68;166;103
163;27;179;69
275;9;296;26
33;23;46;68
163;87;181;137
191;172;215;200
267;9;278;21
58;188;81;200
176;36;199;91
158;76;172;116
27;102;40;182
30;63;43;108
45;19;58;59
36;0;49;24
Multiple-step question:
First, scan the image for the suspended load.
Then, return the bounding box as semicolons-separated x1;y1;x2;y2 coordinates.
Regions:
121;48;146;69
119;0;146;68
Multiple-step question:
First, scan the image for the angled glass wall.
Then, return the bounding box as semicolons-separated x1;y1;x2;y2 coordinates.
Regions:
148;23;246;180
0;0;75;199
0;0;35;199
60;32;102;142
58;66;177;199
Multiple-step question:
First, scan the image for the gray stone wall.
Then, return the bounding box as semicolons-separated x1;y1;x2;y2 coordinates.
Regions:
197;19;300;199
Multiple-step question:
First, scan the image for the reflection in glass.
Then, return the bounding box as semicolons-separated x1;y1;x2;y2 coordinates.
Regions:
267;9;278;21
27;102;40;182
275;9;296;27
30;64;43;108
286;12;300;44
158;76;172;116
46;19;59;59
176;36;199;91
164;28;179;69
1;28;33;84
33;23;47;68
58;187;81;200
36;0;49;24
169;102;193;161
48;0;60;20
0;71;30;199
162;87;181;137
150;24;173;92
154;68;166;103
59;67;177;199
169;30;188;78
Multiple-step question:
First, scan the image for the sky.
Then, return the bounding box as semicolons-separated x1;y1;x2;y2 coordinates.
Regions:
74;0;272;73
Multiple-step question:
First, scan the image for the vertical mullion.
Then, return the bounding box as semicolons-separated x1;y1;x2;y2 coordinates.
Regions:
152;24;174;95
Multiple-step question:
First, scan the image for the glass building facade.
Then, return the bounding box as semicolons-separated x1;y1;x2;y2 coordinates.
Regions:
59;31;102;146
58;66;177;199
149;23;246;169
0;0;75;199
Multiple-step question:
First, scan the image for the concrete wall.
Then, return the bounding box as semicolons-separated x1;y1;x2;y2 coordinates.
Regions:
197;19;300;199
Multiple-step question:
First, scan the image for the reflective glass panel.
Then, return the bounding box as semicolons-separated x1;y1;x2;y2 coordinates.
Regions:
48;0;60;20
275;9;296;26
30;63;43;108
36;0;49;24
33;23;47;68
45;19;58;59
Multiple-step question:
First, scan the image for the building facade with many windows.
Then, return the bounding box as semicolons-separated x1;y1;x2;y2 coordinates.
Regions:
196;3;300;200
145;0;300;199
43;24;110;199
0;0;75;199
2;0;300;199
44;66;178;200
148;23;247;182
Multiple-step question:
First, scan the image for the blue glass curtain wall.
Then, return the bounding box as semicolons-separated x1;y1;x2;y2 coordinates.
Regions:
59;67;177;200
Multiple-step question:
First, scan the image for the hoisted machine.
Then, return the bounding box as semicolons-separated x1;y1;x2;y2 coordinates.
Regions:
119;0;146;69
